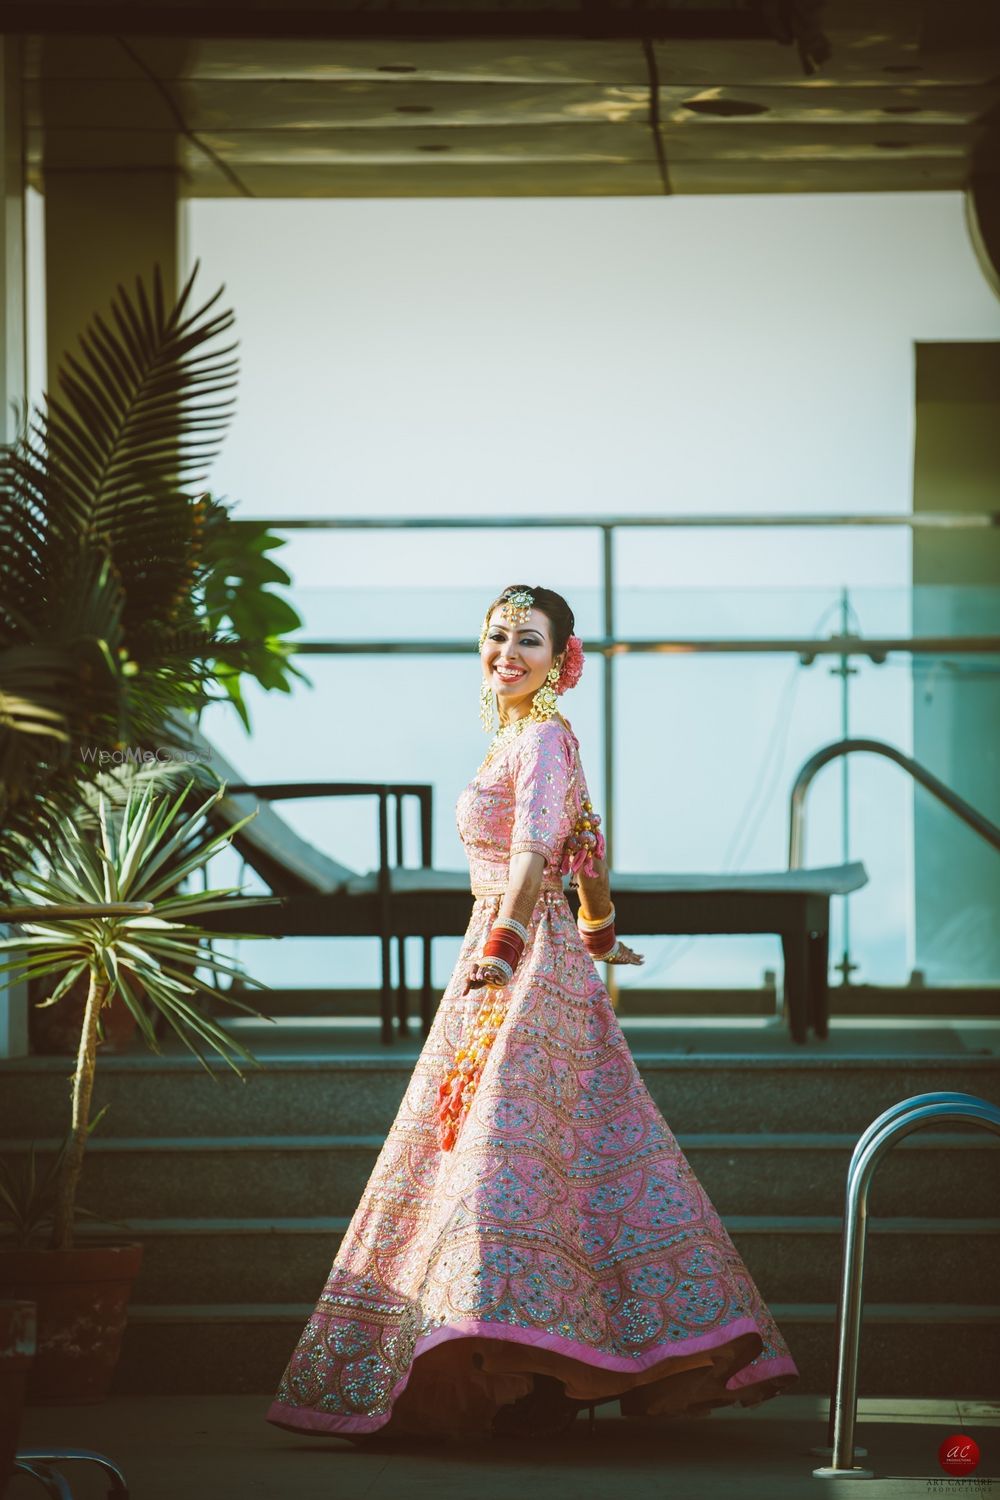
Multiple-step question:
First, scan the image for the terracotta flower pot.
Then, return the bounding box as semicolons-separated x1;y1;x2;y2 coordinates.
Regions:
0;1242;143;1405
0;1300;36;1490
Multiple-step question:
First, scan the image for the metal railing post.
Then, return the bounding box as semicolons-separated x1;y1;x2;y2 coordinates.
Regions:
812;1092;1000;1481
811;1090;992;1465
602;522;615;870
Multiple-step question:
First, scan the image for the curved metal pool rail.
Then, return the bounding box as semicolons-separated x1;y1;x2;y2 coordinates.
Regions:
813;1090;1000;1480
13;1446;129;1496
813;1091;991;1464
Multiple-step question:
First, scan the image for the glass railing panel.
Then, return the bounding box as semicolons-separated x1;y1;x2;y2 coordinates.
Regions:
194;579;999;994
613;649;845;993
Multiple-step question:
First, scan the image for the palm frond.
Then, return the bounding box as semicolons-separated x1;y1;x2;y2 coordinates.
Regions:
40;261;238;539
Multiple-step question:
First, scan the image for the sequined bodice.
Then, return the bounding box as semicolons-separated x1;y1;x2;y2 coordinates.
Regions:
455;715;590;897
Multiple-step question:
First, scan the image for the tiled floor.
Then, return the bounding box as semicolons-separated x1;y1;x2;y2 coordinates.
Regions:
10;1394;1000;1500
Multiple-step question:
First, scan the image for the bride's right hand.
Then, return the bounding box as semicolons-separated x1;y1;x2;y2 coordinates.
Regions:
608;942;644;966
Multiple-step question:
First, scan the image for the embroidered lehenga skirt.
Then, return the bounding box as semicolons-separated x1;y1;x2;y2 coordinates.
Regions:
265;717;800;1441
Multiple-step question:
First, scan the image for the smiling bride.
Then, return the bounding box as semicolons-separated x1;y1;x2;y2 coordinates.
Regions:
265;583;799;1445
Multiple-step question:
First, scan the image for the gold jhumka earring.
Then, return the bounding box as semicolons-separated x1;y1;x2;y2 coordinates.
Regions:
528;663;561;723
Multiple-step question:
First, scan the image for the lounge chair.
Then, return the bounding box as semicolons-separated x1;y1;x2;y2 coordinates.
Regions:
175;723;868;1045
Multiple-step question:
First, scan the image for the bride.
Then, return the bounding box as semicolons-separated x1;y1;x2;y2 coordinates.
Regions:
266;583;799;1444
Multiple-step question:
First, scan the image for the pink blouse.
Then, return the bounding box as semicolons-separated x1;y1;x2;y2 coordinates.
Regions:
456;716;596;898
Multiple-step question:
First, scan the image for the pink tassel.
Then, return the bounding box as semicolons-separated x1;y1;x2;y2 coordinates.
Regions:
559;765;608;880
561;839;603;880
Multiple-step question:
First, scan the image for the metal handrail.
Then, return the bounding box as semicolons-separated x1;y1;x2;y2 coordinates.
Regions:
788;737;1000;869
813;1092;1000;1480
255;512;999;530
812;1090;992;1466
14;1447;128;1496
290;635;998;657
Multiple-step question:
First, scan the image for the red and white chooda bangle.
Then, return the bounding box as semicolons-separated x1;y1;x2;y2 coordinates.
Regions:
578;901;622;962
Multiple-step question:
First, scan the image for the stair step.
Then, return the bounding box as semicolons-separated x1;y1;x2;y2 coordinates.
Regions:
71;1214;1000;1306
7;1131;999;1218
106;1302;1000;1398
4;1049;997;1137
249;987;779;1020
124;1301;1000;1323
241;984;1000;1020
77;1213;1000;1235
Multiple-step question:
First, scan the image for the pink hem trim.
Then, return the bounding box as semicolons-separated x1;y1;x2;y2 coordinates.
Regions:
264;1314;799;1437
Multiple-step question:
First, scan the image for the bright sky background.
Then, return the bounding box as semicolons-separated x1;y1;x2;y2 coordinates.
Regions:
177;191;998;590
28;187;1000;992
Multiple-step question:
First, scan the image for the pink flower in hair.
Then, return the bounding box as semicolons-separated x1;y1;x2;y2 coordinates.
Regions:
556;633;585;695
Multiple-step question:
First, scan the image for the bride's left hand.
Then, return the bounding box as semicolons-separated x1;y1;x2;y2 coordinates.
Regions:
609;942;644;966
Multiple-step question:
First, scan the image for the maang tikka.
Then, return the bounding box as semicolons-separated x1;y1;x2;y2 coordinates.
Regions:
477;588;562;735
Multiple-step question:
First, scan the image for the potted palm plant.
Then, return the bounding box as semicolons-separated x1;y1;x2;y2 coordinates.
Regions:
0;776;277;1402
0;261;307;1405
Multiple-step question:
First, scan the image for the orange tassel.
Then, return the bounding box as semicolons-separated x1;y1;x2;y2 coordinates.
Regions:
436;998;508;1151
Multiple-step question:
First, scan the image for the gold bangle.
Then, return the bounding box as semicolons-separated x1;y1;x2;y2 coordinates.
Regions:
578;903;614;923
578;903;615;931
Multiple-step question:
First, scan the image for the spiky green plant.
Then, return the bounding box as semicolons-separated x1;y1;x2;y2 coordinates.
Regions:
0;1125;135;1250
0;778;279;1251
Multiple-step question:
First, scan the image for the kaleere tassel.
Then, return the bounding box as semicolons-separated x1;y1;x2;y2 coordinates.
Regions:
436;916;527;1152
560;797;606;880
436;996;509;1151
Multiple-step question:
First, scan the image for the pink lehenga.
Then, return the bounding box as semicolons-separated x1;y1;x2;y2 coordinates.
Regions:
265;714;800;1442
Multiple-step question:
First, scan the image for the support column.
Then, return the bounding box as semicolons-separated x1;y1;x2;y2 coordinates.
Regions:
1;35;26;444
0;36;29;1059
45;169;179;386
912;342;1000;985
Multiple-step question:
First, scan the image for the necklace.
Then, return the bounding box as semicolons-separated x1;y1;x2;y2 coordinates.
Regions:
476;713;537;776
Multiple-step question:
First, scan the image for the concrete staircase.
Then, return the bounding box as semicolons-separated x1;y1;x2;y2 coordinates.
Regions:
2;1005;999;1400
